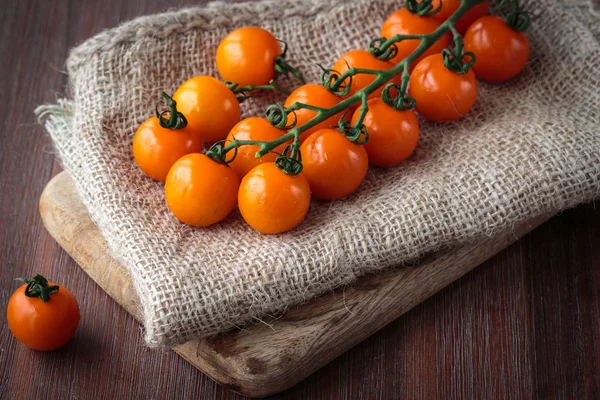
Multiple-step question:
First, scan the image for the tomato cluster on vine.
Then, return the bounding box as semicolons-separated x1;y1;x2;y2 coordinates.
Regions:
132;0;531;235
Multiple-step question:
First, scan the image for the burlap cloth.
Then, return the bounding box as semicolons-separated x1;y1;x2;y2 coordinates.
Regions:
38;0;600;347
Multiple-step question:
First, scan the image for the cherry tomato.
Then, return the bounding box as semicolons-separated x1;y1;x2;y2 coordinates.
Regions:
430;0;489;34
132;117;201;182
464;16;530;83
351;98;419;167
172;76;240;143
7;275;80;351
332;50;401;99
381;9;450;66
165;154;239;226
409;53;478;122
299;128;369;200
226;117;288;179
216;27;282;87
284;84;344;143
238;163;311;234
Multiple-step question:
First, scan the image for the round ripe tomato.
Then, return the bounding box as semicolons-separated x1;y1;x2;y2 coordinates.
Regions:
216;27;282;87
381;9;449;66
238;163;311;234
7;275;80;351
132;117;201;182
284;84;343;143
430;0;489;34
226;117;288;178
165;154;239;226
172;76;240;143
332;50;401;99
351;98;419;167
299;128;369;200
464;16;530;83
408;54;478;122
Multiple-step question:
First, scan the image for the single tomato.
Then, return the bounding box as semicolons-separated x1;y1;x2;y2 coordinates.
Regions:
7;274;80;351
351;98;419;167
216;26;282;87
430;0;489;34
172;76;240;143
284;84;344;143
464;16;530;82
165;153;239;226
409;53;478;122
238;162;311;234
299;128;369;200
133;116;201;182
381;8;449;66
226;117;288;178
332;50;401;99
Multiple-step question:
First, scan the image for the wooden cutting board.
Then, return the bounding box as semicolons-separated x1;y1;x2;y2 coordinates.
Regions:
39;171;547;398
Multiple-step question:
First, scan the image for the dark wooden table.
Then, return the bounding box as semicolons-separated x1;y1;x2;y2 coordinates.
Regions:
1;0;599;398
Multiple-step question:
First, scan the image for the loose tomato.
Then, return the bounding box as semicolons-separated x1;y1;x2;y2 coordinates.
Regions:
351;98;419;167
464;16;530;82
284;84;344;143
381;8;450;66
172;76;240;143
7;275;80;351
238;163;311;234
226;117;288;178
216;26;282;87
408;53;478;122
332;50;401;99
299;128;369;200
430;0;489;34
133;116;201;182
165;154;239;226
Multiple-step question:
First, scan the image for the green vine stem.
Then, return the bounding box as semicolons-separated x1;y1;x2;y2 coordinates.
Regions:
442;24;476;74
16;275;59;302
211;0;487;172
156;92;188;129
226;81;290;102
274;40;306;85
405;0;442;17
500;0;530;32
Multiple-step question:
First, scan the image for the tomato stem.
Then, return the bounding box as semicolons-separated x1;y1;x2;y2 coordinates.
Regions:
405;0;442;17
226;81;291;102
500;0;530;32
16;275;59;303
442;24;477;74
155;92;188;129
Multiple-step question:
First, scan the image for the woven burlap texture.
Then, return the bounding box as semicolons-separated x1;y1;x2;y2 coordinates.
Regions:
39;0;600;347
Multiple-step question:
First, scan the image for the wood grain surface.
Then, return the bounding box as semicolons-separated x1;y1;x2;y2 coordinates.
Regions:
1;0;600;399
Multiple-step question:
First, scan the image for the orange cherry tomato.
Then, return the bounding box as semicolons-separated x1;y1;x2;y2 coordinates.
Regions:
226;117;288;179
165;154;239;226
409;53;478;122
172;76;240;143
132;117;201;182
216;27;282;87
238;163;311;234
284;84;344;143
381;9;450;66
7;275;80;351
332;50;401;99
431;0;489;34
299;128;369;200
351;98;419;167
464;16;530;83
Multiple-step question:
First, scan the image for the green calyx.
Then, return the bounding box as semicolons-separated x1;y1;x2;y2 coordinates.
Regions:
443;24;476;74
155;92;188;129
274;40;306;85
500;0;530;32
16;274;59;302
405;0;442;17
275;144;303;175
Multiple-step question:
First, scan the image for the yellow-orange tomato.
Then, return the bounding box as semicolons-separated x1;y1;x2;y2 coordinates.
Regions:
172;76;240;143
464;16;530;82
332;50;401;99
381;9;450;66
216;27;282;87
409;53;478;122
284;84;344;143
226;117;288;178
238;163;311;234
7;275;80;351
299;128;369;200
351;98;419;167
165;154;239;226
132;116;201;182
431;0;489;34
